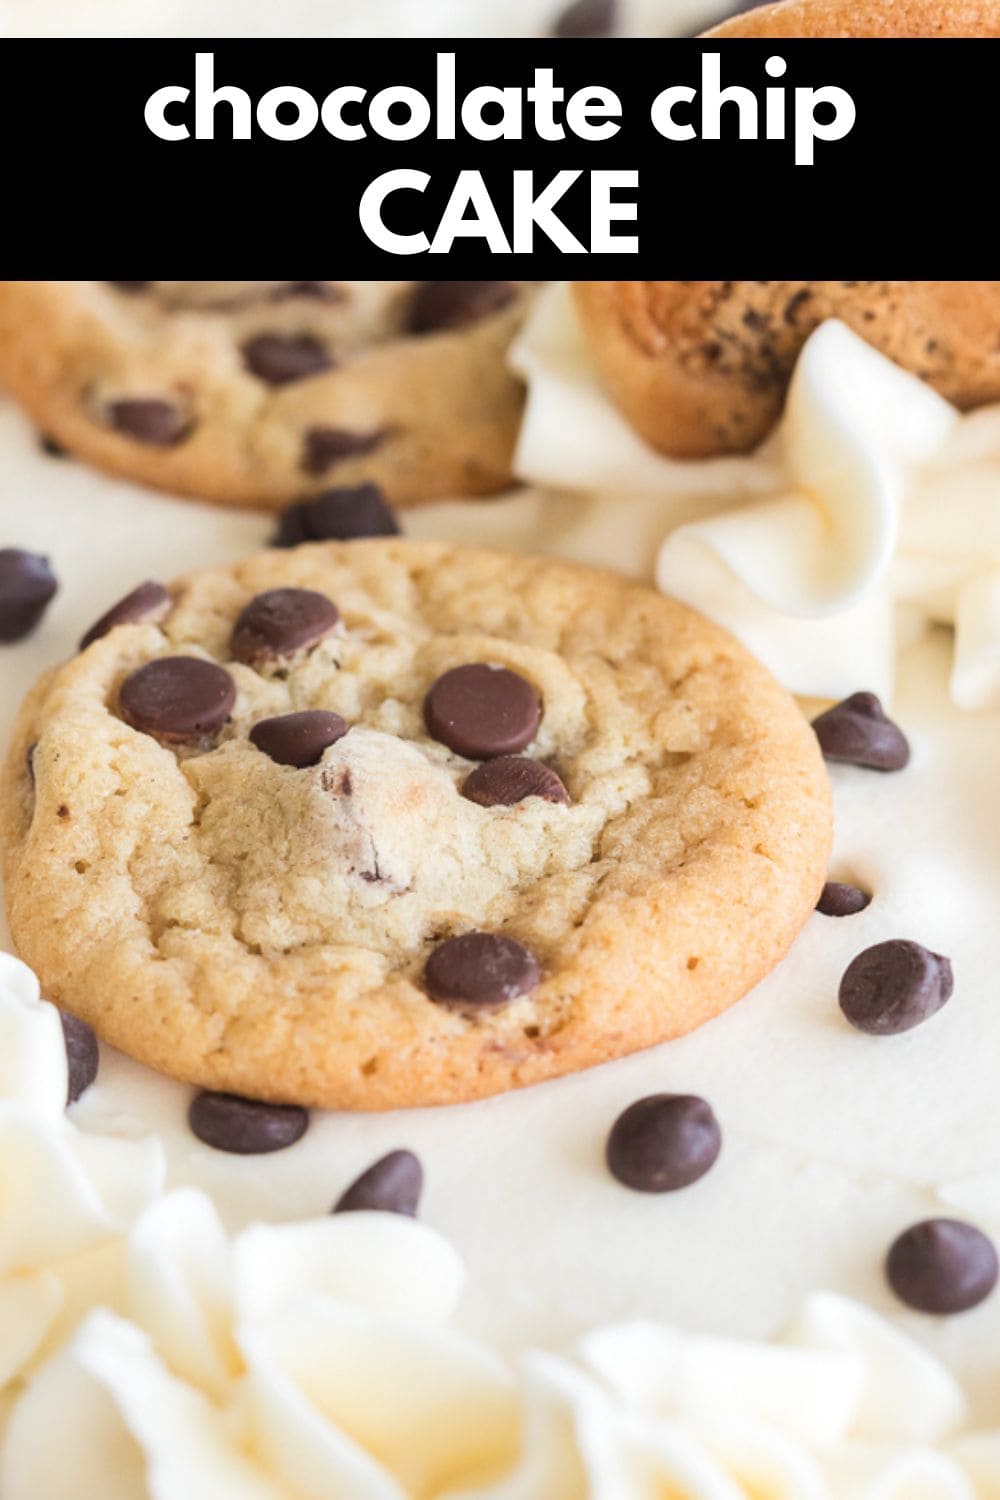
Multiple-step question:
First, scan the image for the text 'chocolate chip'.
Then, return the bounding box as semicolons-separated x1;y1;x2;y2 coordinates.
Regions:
250;710;349;768
0;549;58;641
812;692;910;771
462;755;569;807
425;931;540;1009
79;580;171;651
273;484;401;546
333;1150;423;1217
188;1090;309;1154
242;332;333;386
60;1012;99;1104
606;1094;722;1193
887;1219;998;1314
839;939;953;1036
816;881;871;918
108;398;192;446
424;664;541;760
409;281;516;334
231;587;339;664
119;657;236;743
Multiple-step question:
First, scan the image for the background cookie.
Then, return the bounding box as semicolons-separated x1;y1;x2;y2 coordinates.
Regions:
0;280;533;509
1;539;831;1110
704;0;1000;34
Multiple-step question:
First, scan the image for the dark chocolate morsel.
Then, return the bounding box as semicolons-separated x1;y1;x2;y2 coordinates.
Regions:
425;931;540;1009
60;1012;99;1104
250;709;349;768
107;281;151;293
39;433;68;458
188;1090;309;1154
241;332;334;386
272;484;401;547
606;1094;722;1193
839;939;953;1036
409;281;517;334
0;549;58;642
333;1149;424;1217
462;755;569;807
119;657;236;743
79;580;171;651
424;664;541;760
886;1219;998;1314
302;427;388;476
230;587;339;664
107;398;192;447
816;881;871;918
812;692;910;771
554;0;617;35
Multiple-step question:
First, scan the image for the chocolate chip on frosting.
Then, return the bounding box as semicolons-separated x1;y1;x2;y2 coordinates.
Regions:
887;1219;998;1314
816;881;871;918
424;664;541;760
302;426;388;476
230;587;339;664
108;398;192;446
333;1149;424;1217
273;483;401;546
812;692;910;771
60;1012;99;1104
118;657;236;743
462;755;569;807
839;939;953;1035
250;709;349;768
409;281;516;334
424;931;540;1009
188;1090;309;1154
0;548;58;641
554;0;617;35
241;332;334;386
79;580;171;651
606;1094;722;1193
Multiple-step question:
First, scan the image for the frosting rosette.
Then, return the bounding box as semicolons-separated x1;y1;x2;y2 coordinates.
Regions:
512;283;1000;709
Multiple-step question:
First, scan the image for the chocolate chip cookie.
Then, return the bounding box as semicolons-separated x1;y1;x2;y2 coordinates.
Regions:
0;540;831;1109
0;281;532;508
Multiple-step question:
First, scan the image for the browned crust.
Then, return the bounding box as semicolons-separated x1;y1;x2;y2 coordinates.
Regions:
705;0;1000;35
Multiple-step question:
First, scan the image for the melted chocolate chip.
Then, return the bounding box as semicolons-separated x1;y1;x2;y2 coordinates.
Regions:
409;281;517;334
0;549;58;641
554;0;617;35
118;657;236;743
816;881;871;918
606;1094;722;1193
79;580;171;651
60;1012;99;1104
424;931;540;1010
273;484;401;546
812;693;910;771
887;1219;998;1314
424;664;541;760
242;332;334;386
462;755;569;807
230;587;339;664
250;710;349;768
188;1090;309;1154
108;398;192;446
839;939;953;1036
302;426;388;476
333;1150;423;1217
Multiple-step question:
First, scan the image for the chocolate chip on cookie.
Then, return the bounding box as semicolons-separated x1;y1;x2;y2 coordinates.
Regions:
839;939;953;1035
333;1149;424;1217
107;398;192;447
79;580;172;651
273;484;400;547
118;657;236;743
188;1090;309;1154
812;692;910;771
302;426;388;477
40;433;68;458
230;587;339;664
424;664;541;760
554;0;617;35
462;755;569;807
241;332;334;386
250;710;349;768
409;281;516;335
60;1012;99;1104
425;931;541;1009
606;1094;722;1193
816;881;871;917
887;1219;998;1314
107;281;151;293
0;549;58;641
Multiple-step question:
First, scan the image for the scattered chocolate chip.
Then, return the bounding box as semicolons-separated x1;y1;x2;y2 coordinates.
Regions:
424;664;541;760
887;1219;998;1314
118;657;236;743
554;0;617;35
425;931;540;1009
816;881;871;918
606;1094;722;1193
188;1090;309;1154
39;433;67;458
462;755;569;807
0;549;58;641
839;939;953;1036
250;709;349;768
409;281;516;335
275;281;342;301
108;398;192;446
302;426;388;476
273;484;401;547
79;580;171;651
333;1149;423;1216
812;693;910;771
242;332;334;386
60;1012;99;1104
230;587;339;664
107;281;151;293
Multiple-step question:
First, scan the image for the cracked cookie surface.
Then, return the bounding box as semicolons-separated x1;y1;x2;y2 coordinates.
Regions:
0;540;831;1109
